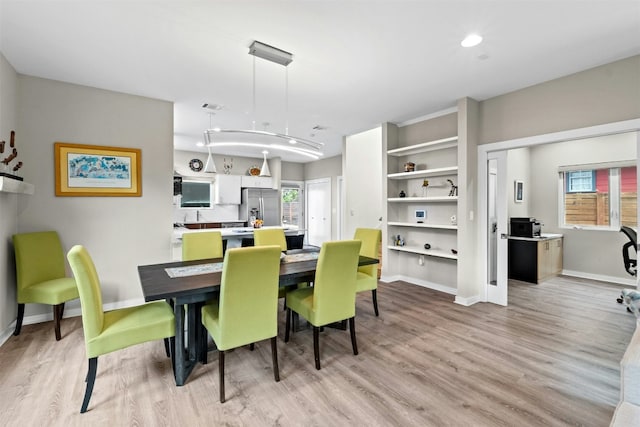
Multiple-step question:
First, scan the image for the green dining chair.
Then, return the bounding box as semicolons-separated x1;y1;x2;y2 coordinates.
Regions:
182;231;224;261
67;245;175;413
284;239;362;370
253;228;287;252
254;228;302;304
201;245;282;403
12;231;79;341
353;228;382;316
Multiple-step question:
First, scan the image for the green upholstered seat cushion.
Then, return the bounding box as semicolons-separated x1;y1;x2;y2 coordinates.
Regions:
355;271;377;292
19;277;79;305
85;301;175;358
285;240;361;327
13;231;79;304
353;228;381;291
182;231;224;261
201;245;281;351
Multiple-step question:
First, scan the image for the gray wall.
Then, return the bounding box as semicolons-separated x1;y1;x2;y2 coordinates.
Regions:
507;147;531;217
479;55;640;144
0;53;19;336
5;75;173;331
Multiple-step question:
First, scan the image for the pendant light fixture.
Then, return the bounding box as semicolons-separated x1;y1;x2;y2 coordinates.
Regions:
203;113;217;173
203;40;324;160
259;150;271;177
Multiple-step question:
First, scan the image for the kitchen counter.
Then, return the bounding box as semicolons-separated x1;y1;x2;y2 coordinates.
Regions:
507;233;563;242
173;226;304;241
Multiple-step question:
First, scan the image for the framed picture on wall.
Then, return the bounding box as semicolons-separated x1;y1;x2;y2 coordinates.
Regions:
54;142;142;196
514;180;524;203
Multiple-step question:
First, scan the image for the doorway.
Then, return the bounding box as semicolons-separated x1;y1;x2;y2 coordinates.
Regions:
305;178;331;247
478;119;640;305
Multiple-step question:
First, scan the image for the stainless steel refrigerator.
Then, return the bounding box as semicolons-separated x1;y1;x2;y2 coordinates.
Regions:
240;188;281;226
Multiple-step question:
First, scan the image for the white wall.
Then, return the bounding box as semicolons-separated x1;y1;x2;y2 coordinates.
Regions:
13;75;173;321
344;127;383;238
0;52;19;337
529;132;636;282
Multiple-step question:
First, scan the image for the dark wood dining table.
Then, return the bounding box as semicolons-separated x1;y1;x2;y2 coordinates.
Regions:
137;248;379;386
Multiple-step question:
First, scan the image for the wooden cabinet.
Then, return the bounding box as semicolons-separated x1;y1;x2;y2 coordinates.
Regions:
509;236;563;283
214;174;241;204
241;175;273;189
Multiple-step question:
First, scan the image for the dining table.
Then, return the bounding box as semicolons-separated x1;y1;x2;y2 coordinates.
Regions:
137;247;379;386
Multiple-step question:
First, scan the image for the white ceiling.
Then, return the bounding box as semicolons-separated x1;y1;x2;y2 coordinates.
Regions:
1;1;639;162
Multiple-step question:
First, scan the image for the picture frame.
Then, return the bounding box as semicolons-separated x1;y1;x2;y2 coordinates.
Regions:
514;180;524;203
54;142;141;196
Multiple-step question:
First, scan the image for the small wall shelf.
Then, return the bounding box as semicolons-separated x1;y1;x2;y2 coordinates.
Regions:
387;136;458;156
387;245;458;260
388;196;458;203
0;176;34;195
387;166;458;180
387;221;457;230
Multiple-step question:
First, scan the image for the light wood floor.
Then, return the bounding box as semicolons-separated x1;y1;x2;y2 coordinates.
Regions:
0;277;636;426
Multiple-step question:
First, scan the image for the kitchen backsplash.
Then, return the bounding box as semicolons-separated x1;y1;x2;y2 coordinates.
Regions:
173;203;241;224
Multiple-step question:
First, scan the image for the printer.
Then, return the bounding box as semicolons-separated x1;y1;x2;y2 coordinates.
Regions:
510;217;541;238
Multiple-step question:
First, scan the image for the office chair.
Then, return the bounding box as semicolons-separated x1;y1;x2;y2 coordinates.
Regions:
617;226;639;316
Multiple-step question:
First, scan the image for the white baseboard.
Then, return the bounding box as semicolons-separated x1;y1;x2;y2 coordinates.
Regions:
562;270;637;287
379;274;457;295
0;297;146;347
454;294;483;306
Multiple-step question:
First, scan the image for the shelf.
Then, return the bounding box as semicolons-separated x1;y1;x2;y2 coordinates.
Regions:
387;222;457;230
388;196;457;203
0;176;34;195
387;245;458;260
387;136;458;156
388;166;458;180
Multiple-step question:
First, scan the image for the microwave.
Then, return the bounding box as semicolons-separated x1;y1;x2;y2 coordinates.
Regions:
510;217;541;238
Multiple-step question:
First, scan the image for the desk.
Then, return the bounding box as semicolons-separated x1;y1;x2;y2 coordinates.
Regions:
138;249;378;386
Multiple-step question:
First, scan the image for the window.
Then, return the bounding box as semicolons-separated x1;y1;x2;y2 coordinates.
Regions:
566;170;596;193
560;163;636;229
180;180;212;208
281;183;302;229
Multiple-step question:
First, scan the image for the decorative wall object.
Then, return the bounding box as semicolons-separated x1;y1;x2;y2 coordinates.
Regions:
1;130;23;180
54;142;141;196
515;180;524;203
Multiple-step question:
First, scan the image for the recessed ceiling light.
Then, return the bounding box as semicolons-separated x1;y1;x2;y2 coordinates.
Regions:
461;34;483;47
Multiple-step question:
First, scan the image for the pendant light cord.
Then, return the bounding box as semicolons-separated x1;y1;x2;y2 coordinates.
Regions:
285;67;289;136
252;55;256;131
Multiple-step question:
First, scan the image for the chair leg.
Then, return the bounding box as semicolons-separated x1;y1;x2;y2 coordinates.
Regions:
284;308;291;342
249;343;255;351
349;317;358;356
219;350;225;403
271;337;280;382
60;302;66;319
372;289;379;316
164;338;171;358
169;336;177;378
81;357;98;413
53;303;64;341
13;303;25;336
313;326;321;370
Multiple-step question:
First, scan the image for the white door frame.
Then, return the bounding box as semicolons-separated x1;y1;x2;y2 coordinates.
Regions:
478;119;640;304
337;175;344;239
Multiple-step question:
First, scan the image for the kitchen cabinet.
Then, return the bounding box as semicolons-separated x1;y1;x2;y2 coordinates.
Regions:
508;235;563;283
241;175;273;189
214;174;241;204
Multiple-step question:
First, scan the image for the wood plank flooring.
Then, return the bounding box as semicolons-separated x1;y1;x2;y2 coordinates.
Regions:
0;276;636;426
